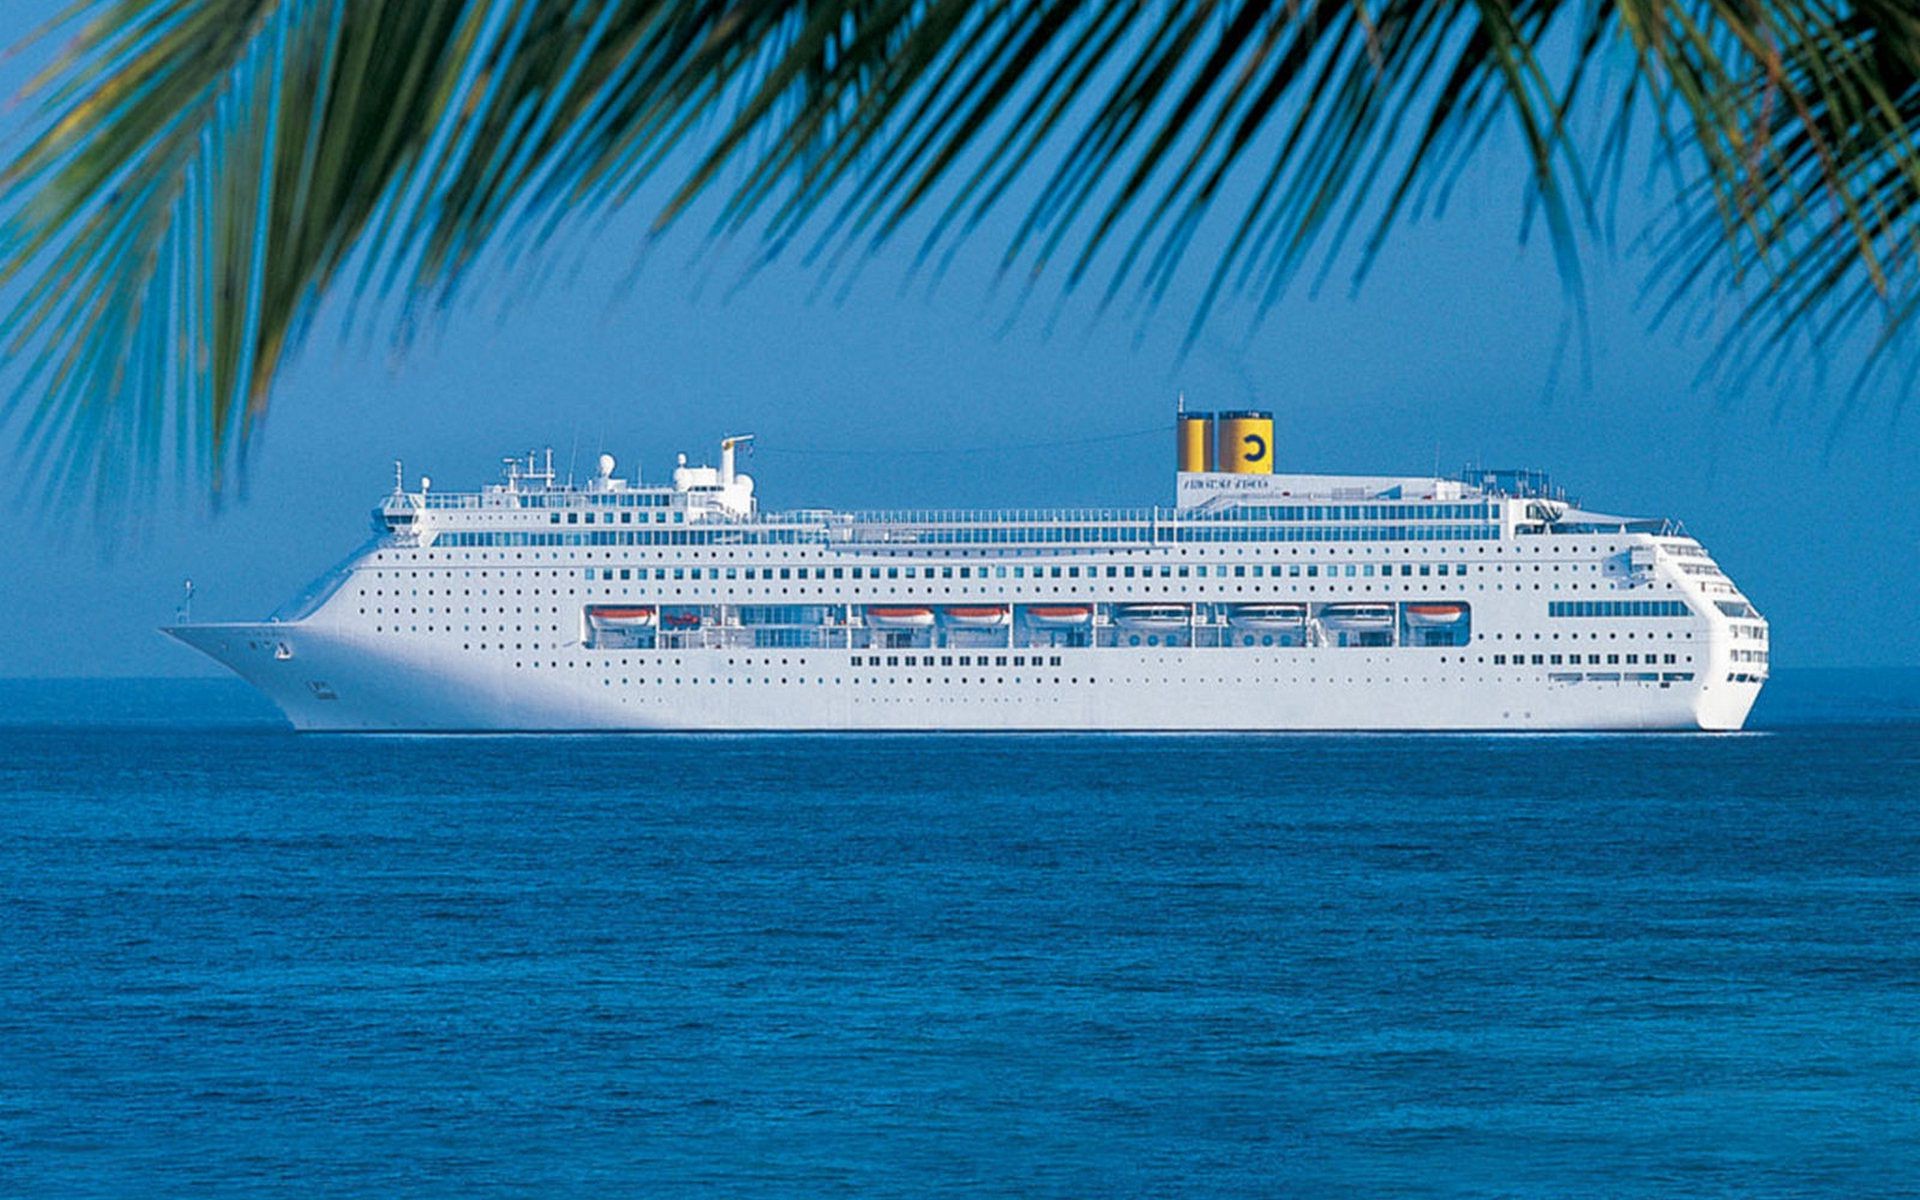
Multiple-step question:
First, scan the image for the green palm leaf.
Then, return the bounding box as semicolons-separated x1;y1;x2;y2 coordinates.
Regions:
3;1;1916;500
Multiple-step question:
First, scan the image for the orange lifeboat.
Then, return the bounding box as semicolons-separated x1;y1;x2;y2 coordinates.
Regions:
587;605;656;629
1403;602;1468;627
941;605;1010;629
1023;604;1094;629
865;606;936;630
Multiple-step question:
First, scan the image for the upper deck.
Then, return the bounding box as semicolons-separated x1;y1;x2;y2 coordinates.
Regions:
381;438;1676;551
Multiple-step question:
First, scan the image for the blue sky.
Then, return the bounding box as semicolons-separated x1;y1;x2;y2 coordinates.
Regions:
1;6;1916;676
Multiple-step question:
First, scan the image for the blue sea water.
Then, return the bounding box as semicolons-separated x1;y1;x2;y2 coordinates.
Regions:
2;672;1917;1197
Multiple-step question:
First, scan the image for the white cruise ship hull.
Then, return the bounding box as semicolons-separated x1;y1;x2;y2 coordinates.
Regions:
164;431;1771;734
167;623;1761;733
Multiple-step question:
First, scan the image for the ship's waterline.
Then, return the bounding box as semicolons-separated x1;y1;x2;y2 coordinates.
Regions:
167;417;1767;731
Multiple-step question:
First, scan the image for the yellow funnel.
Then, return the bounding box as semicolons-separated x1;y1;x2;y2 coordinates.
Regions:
1216;411;1273;474
1177;412;1213;472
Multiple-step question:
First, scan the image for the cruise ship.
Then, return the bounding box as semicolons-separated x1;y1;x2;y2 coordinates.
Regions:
167;409;1769;731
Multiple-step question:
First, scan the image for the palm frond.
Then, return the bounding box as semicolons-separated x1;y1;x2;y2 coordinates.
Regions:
1645;1;1920;392
3;1;1917;502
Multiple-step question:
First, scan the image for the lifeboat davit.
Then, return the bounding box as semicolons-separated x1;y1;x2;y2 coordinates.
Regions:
587;605;657;629
1114;603;1191;631
1403;602;1469;627
941;605;1010;629
865;606;936;630
1316;603;1395;631
1024;604;1094;629
1227;602;1306;633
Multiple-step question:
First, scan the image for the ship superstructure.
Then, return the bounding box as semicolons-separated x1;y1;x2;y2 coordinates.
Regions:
168;412;1768;731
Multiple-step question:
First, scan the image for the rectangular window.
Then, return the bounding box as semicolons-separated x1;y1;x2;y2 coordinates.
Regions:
1550;600;1690;618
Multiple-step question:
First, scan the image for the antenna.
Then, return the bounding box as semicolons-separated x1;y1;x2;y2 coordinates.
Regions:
393;459;404;494
177;579;194;622
1177;390;1186;415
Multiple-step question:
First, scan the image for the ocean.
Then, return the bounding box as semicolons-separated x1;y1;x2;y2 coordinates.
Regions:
2;671;1917;1197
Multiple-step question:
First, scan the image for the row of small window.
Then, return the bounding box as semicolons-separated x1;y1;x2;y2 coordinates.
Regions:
436;524;1502;547
583;562;1476;582
582;674;1084;685
1548;672;1695;683
1548;600;1691;618
1222;503;1498;522
442;529;812;546
1731;623;1768;641
904;524;1504;545
1496;653;1684;666
423;491;673;510
548;509;678;526
851;654;1063;668
1730;649;1770;664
